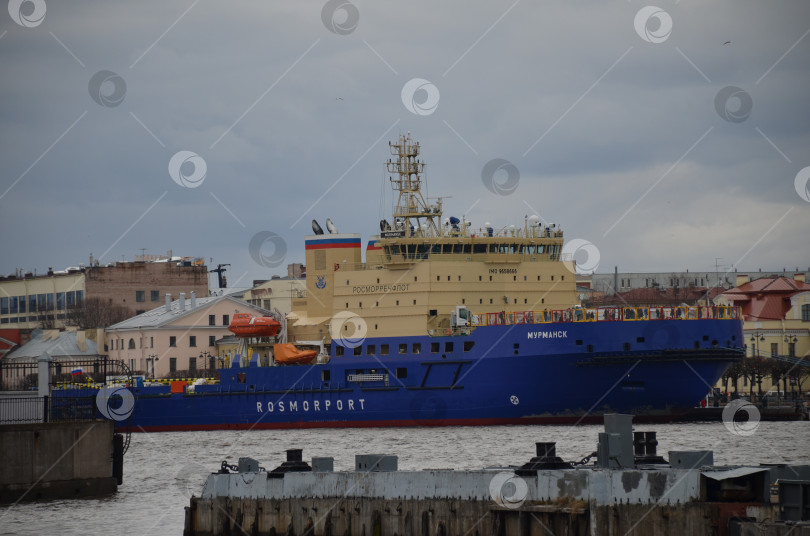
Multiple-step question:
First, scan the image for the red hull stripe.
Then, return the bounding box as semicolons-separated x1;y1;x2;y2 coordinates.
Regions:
119;414;683;433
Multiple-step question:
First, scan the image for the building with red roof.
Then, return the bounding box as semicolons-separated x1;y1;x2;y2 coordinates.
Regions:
714;274;810;398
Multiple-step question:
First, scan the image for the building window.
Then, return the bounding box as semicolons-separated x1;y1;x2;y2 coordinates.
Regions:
151;290;160;302
209;335;216;347
136;290;145;302
169;336;176;347
802;304;810;322
770;343;778;358
128;338;135;349
169;358;177;373
56;293;65;310
0;298;7;315
209;315;215;326
789;342;796;357
190;336;197;347
150;337;154;348
189;357;196;371
222;315;229;326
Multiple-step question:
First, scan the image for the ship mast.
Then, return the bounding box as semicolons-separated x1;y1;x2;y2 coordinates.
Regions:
386;133;442;237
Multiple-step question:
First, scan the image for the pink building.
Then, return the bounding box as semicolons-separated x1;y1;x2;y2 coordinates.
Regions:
105;292;271;377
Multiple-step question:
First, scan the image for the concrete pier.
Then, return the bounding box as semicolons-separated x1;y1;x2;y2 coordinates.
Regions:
183;416;810;536
184;465;809;535
0;420;120;503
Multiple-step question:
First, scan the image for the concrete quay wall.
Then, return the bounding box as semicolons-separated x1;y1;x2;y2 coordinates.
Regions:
185;496;779;536
0;420;117;503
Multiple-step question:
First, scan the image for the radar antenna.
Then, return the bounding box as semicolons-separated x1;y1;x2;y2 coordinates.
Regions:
386;133;442;237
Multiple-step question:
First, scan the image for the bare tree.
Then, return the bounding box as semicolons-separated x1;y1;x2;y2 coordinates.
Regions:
65;298;132;329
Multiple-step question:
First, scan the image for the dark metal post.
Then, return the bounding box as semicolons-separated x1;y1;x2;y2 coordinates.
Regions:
112;433;124;485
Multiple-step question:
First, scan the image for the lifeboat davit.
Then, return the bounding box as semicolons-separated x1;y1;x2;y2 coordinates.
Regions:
228;313;281;337
273;343;317;365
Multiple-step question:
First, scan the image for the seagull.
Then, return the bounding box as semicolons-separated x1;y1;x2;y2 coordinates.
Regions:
722;41;731;45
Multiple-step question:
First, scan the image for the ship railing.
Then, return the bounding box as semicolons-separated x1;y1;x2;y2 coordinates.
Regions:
469;305;740;326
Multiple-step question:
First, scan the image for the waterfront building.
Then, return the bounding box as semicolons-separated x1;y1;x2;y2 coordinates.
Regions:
105;292;271;378
0;255;209;331
589;268;810;296
243;276;306;315
713;274;810;397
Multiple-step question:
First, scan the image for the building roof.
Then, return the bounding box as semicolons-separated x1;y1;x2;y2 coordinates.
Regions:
731;276;810;294
720;276;810;321
107;295;271;331
4;329;99;360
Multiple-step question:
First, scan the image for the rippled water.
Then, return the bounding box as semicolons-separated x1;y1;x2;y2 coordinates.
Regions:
1;422;808;536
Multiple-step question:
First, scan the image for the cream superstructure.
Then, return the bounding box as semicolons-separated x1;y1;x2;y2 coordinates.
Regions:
290;134;578;342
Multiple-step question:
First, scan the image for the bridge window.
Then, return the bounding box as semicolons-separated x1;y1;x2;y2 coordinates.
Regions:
367;345;376;355
353;347;362;356
412;343;421;354
336;346;344;356
399;343;407;354
431;342;440;353
444;342;454;353
380;344;389;355
396;367;407;379
463;341;474;352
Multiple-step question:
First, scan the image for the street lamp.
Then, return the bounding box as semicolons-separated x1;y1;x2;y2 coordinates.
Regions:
147;353;158;379
749;334;765;357
749;333;765;399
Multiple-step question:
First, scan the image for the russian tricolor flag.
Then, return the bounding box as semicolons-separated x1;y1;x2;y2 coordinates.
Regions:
71;367;83;376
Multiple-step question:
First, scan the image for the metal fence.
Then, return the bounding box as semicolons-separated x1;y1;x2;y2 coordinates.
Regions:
0;356;131;392
0;395;96;425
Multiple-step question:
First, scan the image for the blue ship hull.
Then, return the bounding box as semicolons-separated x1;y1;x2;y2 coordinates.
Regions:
57;317;743;432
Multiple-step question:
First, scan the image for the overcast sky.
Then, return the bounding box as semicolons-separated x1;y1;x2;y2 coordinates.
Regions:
1;0;809;289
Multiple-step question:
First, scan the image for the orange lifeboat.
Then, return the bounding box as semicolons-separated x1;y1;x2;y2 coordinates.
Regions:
273;343;317;365
228;313;281;337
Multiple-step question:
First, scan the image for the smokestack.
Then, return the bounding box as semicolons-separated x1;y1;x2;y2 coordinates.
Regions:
179;292;186;310
190;291;196;308
165;293;171;313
